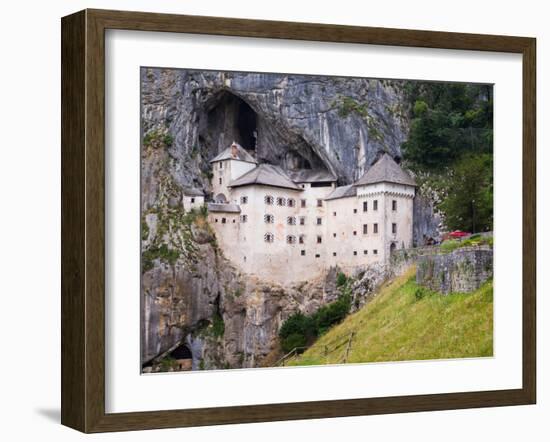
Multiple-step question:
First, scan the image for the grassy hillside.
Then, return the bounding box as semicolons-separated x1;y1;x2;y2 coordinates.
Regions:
287;267;493;366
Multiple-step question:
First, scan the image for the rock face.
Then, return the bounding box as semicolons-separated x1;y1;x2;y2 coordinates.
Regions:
416;246;493;294
140;67;439;369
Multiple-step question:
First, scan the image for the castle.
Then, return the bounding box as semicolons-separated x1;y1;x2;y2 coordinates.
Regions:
207;142;416;283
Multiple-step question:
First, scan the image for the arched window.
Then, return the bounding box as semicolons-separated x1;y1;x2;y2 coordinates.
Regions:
287;198;296;207
264;214;274;224
264;232;274;243
287;216;296;225
276;197;286;206
265;195;274;205
286;235;296;244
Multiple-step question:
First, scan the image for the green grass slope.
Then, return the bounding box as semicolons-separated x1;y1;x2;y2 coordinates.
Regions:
288;267;493;367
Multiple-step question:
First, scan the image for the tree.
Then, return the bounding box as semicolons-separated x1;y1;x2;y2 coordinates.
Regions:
438;154;493;232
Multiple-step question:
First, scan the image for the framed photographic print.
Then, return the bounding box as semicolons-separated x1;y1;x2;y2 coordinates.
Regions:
61;9;536;433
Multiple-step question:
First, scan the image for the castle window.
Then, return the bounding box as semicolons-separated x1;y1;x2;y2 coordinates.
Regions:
288;198;296;207
301;250;306;256
287;216;296;225
191;198;195;203
363;250;368;255
299;217;306;226
299;235;305;244
264;195;274;205
233;219;236;223
221;218;226;224
240;196;248;204
316;217;322;225
219;163;223;169
333;233;336;238
315;254;320;258
353;251;357;256
317;199;323;207
276;197;286;206
241;214;248;223
392;200;397;211
333;212;337;216
219;178;222;185
392;223;397;234
215;218;218;223
264;214;274;224
363;224;368;234
373;249;378;255
317;235;322;244
264;232;274;243
363;201;368;212
373;223;378;234
301;199;307;208
353;208;357;214
353;231;357;236
373;200;378;211
333;252;337;257
287;235;296;244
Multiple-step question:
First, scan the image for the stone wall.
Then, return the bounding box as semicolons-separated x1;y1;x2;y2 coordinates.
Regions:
416;246;493;294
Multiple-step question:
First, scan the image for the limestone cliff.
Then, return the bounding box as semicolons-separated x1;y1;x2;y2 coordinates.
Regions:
140;68;438;370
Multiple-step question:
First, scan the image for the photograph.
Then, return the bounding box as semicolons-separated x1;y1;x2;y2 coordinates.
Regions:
140;68;494;373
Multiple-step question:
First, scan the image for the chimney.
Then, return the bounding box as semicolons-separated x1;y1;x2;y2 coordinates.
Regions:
231;142;238;158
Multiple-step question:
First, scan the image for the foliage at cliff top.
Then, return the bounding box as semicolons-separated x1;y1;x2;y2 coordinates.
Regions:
401;82;494;232
287;267;493;366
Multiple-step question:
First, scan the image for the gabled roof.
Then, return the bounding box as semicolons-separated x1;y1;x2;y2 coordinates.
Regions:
209;142;257;164
353;153;416;187
324;184;357;201
289;169;337;184
228;164;303;191
207;203;241;213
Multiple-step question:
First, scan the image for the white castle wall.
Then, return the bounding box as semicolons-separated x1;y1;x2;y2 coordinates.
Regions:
208;162;415;285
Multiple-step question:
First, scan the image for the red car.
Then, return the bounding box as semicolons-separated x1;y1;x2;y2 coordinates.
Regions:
449;230;471;239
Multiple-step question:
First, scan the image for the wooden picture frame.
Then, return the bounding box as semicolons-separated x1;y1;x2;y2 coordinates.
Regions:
61;8;536;433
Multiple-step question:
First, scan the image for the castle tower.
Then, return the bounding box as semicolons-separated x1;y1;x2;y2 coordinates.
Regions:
353;153;416;263
209;142;257;203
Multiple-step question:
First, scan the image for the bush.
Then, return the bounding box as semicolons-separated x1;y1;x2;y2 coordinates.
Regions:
314;295;351;335
279;312;316;353
336;272;348;287
440;240;461;253
211;312;225;338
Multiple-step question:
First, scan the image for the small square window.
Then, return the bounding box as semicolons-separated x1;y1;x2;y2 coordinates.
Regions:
333;212;337;216
315;254;320;258
219;163;223;169
191;197;195;203
353;251;357;256
333;252;337;257
373;249;378;255
301;250;306;256
353;231;357;236
299;217;305;226
333;233;336;238
219;178;222;185
317;236;322;244
353;208;357;214
240;196;248;204
363;250;368;255
317;199;323;207
222;218;226;224
301;199;307;208
316;217;322;225
215;218;218;223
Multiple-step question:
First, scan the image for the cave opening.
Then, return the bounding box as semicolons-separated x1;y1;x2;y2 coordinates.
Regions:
203;91;258;152
170;344;192;360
